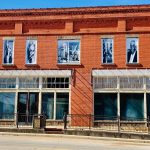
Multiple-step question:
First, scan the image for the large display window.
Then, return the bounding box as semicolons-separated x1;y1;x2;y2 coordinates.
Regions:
0;92;15;119
94;93;117;120
120;93;144;120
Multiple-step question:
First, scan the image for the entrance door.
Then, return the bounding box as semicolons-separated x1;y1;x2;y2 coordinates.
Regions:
17;92;39;125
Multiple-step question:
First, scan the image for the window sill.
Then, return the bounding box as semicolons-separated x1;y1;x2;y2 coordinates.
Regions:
57;63;81;66
126;63;142;67
25;64;38;66
101;63;117;67
2;64;16;66
2;64;17;68
94;120;117;123
120;120;146;123
25;64;40;68
0;119;14;121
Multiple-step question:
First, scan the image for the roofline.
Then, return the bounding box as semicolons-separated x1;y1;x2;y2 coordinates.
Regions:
0;4;150;18
0;4;149;12
0;4;150;11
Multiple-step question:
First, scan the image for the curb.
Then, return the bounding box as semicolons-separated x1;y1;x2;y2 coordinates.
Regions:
0;132;150;144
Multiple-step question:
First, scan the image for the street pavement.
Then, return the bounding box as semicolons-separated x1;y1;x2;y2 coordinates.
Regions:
0;134;150;150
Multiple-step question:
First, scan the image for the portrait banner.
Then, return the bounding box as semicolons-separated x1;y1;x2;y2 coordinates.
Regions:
126;38;138;64
3;40;14;65
26;40;37;64
58;40;80;64
102;38;113;64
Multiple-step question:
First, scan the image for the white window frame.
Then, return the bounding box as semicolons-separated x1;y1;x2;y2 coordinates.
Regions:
57;39;81;65
2;38;15;65
101;38;114;64
126;37;139;64
25;39;37;65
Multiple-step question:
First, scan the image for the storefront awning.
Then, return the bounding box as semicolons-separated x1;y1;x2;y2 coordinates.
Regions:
92;69;150;77
0;70;72;77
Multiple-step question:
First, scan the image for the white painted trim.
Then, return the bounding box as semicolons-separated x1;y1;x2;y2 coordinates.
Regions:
3;37;15;40
101;35;114;38
26;37;37;40
54;92;56;120
0;70;72;77
92;69;150;77
126;34;139;38
38;92;42;114
144;92;147;119
117;92;120;117
57;36;81;40
69;77;71;115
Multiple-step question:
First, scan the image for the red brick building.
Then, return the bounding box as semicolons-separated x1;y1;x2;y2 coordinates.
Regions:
0;5;150;129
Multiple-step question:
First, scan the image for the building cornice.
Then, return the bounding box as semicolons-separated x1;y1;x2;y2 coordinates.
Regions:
0;5;150;17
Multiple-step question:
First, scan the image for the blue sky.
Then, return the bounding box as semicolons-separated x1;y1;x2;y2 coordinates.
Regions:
0;0;150;9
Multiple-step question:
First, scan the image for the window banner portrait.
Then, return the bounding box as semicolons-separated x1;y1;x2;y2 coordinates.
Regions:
3;40;14;65
58;40;80;64
102;38;113;64
126;37;138;64
26;40;37;64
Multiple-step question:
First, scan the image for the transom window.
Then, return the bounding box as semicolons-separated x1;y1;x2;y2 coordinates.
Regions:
120;77;144;89
0;78;16;88
19;77;39;88
146;77;150;89
94;77;117;89
93;76;144;89
0;77;70;89
42;77;69;88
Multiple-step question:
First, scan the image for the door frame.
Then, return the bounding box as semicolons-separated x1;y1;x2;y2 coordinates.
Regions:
17;92;39;125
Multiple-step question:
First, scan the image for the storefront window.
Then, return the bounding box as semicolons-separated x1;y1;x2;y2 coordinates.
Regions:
0;92;15;119
56;93;69;120
94;93;117;120
147;94;150;118
120;93;144;120
42;93;54;119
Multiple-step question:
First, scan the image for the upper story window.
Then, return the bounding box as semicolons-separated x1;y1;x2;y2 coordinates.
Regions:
126;37;139;64
101;38;113;64
3;39;14;65
26;39;37;65
57;39;80;64
42;77;70;88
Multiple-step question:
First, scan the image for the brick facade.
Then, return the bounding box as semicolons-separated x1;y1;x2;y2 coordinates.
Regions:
0;5;150;128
